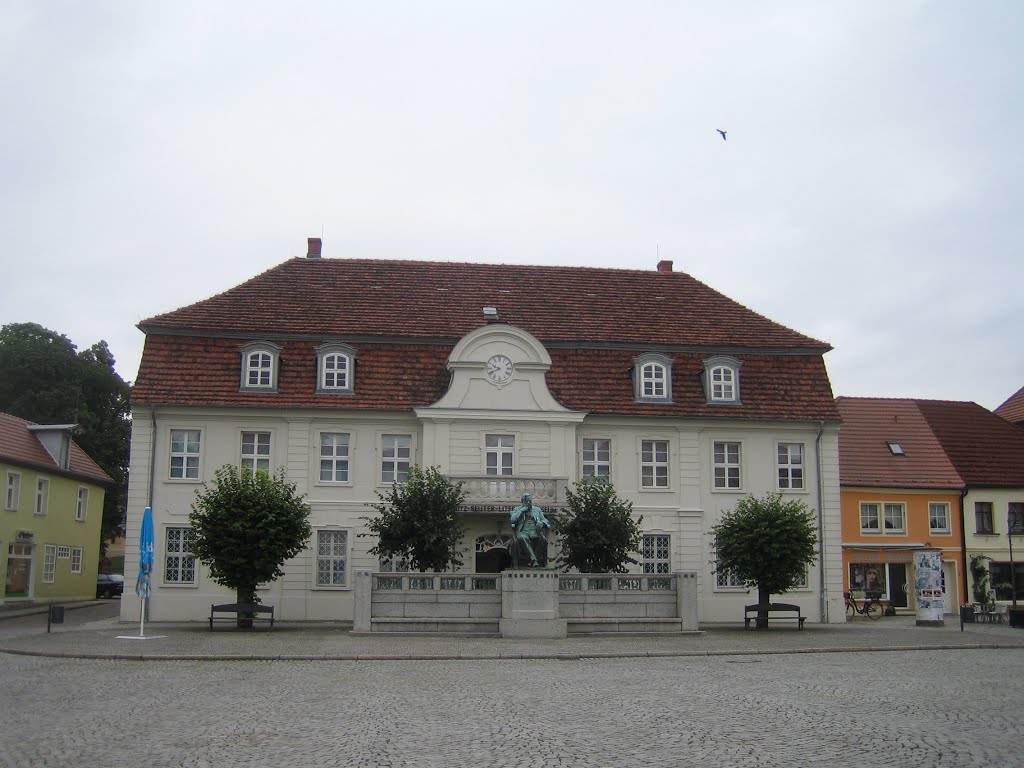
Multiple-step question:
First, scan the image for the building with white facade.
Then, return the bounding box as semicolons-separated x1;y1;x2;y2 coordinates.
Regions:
121;240;844;625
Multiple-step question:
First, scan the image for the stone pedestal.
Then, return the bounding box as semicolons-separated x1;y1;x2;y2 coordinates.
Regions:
499;570;566;638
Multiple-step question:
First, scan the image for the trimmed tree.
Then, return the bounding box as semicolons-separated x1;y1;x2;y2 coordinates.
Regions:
712;493;818;629
364;466;467;572
555;480;643;573
190;466;312;627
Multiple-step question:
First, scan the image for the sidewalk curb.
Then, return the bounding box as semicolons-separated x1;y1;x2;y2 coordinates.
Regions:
4;640;1023;663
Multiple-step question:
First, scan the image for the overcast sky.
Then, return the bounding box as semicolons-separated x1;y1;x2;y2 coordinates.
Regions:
2;2;1021;410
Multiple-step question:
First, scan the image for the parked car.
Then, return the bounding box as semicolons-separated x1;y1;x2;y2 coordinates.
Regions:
96;573;125;599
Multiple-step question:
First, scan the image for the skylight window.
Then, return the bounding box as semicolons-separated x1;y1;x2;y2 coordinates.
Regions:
886;441;906;456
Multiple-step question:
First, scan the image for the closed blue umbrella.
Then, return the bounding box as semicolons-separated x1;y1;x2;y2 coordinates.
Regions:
135;506;154;636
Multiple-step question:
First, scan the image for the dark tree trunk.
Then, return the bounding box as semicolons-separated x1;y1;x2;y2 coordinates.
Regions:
236;586;256;629
756;584;771;630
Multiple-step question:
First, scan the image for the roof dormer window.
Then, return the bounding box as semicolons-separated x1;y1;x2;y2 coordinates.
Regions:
633;353;673;403
240;342;281;392
702;356;742;404
316;342;356;394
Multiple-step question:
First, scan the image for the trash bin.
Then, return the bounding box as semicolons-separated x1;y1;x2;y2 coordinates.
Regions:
960;605;975;624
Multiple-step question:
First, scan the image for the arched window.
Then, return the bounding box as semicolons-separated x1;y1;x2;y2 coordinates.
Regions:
702;356;742;403
239;342;281;391
633;353;673;403
316;343;356;394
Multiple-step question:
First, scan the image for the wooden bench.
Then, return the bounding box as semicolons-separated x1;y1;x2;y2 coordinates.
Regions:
744;602;806;630
209;603;275;630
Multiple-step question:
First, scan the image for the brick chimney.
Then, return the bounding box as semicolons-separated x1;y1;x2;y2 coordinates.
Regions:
657;260;673;272
307;237;322;259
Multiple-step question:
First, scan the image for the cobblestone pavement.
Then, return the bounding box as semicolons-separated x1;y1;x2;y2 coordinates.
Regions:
2;602;1024;661
3;646;1023;767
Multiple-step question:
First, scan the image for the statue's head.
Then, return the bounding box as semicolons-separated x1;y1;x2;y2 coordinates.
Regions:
521;493;533;504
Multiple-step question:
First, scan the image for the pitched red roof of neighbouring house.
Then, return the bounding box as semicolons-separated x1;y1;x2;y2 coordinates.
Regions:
0;412;112;485
916;399;1024;488
133;256;840;421
995;385;1024;426
835;398;963;489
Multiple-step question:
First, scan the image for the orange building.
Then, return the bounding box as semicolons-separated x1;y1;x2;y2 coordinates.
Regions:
837;398;964;614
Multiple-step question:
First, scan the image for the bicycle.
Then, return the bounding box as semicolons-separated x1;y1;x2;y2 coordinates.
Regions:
844;591;883;620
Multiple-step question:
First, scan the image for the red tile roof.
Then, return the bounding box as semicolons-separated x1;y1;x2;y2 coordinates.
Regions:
133;257;840;421
916;399;1024;487
995;385;1024;425
133;336;838;420
141;258;830;349
835;398;963;489
0;412;112;485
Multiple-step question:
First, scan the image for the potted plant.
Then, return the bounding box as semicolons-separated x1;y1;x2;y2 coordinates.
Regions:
970;554;992;606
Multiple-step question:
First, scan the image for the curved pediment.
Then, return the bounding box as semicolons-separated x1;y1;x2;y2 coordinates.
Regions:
423;324;574;415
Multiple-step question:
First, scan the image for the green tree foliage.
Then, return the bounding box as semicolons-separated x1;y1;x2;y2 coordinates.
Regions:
364;466;467;572
190;466;312;625
712;493;818;629
555;480;643;573
0;323;131;549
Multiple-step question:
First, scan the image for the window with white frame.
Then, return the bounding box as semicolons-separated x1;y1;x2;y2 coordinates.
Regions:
883;502;906;532
71;547;83;574
713;442;741;489
164;527;196;584
860;502;881;532
381;435;411;484
169;429;201;480
34;477;49;515
711;366;736;400
485;434;515;476
43;544;57;583
777;443;804;490
240;431;271;474
642;534;671;574
316;529;348;587
702;356;742;403
640;440;669;488
582;438;611;483
239;342;281;391
633;353;673;402
56;545;71;559
641;363;666;398
4;471;20;511
75;487;89;521
316;343;356;393
319;432;351;482
929;502;951;534
715;566;744;588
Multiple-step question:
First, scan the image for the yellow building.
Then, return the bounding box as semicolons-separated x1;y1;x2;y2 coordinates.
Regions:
1;412;111;604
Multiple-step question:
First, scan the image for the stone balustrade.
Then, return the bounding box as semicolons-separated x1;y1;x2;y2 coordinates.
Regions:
450;476;567;509
353;570;699;636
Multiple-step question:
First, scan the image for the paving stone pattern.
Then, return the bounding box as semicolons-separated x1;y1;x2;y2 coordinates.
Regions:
3;647;1024;767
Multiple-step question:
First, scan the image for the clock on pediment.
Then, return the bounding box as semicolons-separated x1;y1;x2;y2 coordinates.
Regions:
485;354;513;385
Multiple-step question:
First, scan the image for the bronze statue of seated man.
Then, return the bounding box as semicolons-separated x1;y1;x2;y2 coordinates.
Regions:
510;492;551;568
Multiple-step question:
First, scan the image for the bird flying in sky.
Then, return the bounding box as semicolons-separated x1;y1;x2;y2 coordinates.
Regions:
717;129;727;141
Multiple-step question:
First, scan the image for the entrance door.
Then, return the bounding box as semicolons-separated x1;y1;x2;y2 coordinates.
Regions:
941;562;953;614
5;543;32;598
888;563;908;609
